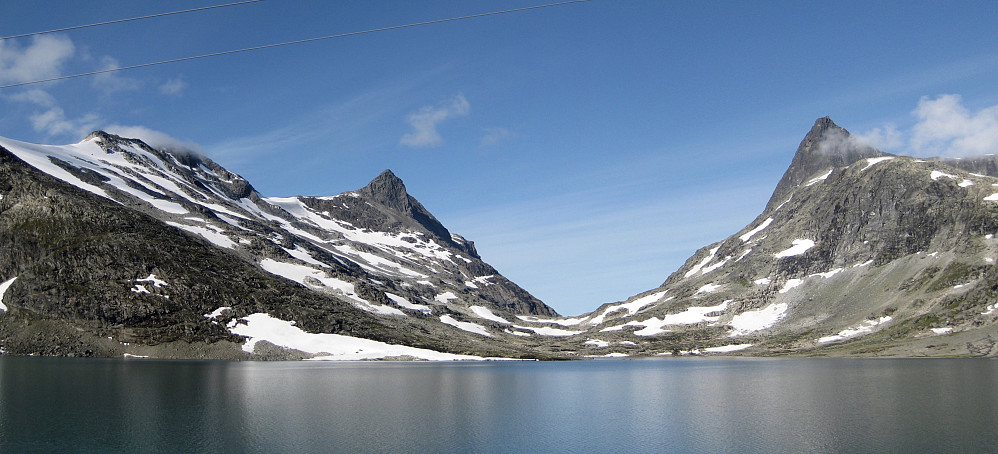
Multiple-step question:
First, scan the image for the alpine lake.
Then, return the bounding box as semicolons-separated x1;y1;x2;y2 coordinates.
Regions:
2;356;996;453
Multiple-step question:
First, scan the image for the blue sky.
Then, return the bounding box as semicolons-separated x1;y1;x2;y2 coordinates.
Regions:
2;1;998;315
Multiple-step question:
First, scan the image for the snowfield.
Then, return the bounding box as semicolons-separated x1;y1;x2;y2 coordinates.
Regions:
229;313;483;360
775;239;815;258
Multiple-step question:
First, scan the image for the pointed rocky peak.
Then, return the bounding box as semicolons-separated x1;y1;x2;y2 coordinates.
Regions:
766;117;890;209
359;169;412;214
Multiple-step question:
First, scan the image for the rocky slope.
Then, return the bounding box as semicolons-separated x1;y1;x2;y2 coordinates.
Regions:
0;131;560;359
528;118;998;357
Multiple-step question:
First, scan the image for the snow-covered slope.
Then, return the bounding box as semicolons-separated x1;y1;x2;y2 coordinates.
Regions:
0;131;558;359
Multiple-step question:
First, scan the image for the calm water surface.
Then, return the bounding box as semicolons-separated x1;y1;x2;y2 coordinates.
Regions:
1;356;996;453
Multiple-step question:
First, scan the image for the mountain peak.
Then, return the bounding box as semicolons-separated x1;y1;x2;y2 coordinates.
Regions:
766;117;889;209
360;169;411;213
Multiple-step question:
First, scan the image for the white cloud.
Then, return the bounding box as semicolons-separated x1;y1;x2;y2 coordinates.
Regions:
400;93;470;148
30;107;100;139
105;124;203;154
159;77;187;96
853;124;903;150
0;34;74;84
909;94;998;157
480;127;514;147
5;88;57;107
91;56;141;93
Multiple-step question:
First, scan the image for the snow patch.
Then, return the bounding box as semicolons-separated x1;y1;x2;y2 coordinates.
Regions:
469;306;510;324
704;343;753;353
862;157;894;170
624;301;729;336
204;306;232;319
386;293;431;314
588;290;669;325
930;170;957;181
753;277;771;286
805;169;833;186
982;304;998;316
434;292;458;304
931;327;953;335
584;339;610;348
775;239;815;258
817;316;893;343
778;279;803;294
440;315;491;337
684;246;720;278
729;303;788;336
695;283;722;294
0;277;17;311
511;324;583;337
985;193;998;202
740;217;774;242
230;313;481;360
136;274;167;287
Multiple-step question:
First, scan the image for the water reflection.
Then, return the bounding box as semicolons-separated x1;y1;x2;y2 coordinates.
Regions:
2;357;996;453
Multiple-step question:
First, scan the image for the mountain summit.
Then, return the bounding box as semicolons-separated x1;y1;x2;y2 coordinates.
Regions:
767;117;888;210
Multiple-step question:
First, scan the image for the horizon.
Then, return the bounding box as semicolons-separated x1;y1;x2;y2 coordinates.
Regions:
2;1;997;315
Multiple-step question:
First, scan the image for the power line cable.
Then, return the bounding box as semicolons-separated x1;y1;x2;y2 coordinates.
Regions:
0;0;592;90
0;0;265;41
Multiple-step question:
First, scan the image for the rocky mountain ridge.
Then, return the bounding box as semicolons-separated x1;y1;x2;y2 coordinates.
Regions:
0;131;560;359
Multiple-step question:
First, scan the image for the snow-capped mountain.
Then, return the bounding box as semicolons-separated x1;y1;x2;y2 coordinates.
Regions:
557;117;998;357
0;131;560;359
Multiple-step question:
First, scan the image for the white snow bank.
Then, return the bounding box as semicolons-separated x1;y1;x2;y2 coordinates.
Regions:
0;277;17;311
729;303;788;336
806;169;833;186
204;306;231;319
440;315;491;337
985;193;998;202
260;259;403;316
704;343;753;353
930;170;956;181
469;306;510;324
511;324;583;337
165;221;235;249
862;157;894;170
753;277;772;286
516;315;590;327
695;283;722;294
684;246;720;278
230;313;481;360
817;316;892;343
625;301;729;336
931;327;953;335
775;239;815;258
584;339;610;348
982;303;998;316
779;279;803;294
434;292;458;304
959;180;974;187
740;218;774;242
588;290;669;325
386;293;431;313
137;274;167;287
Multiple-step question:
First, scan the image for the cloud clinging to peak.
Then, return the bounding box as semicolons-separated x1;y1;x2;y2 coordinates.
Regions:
400;93;469;148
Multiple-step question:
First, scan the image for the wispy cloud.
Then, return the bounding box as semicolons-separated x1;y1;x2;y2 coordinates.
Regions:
30;107;100;139
0;34;75;84
480;127;514;147
91;56;141;93
159;77;187;96
105;124;203;154
400;93;470;148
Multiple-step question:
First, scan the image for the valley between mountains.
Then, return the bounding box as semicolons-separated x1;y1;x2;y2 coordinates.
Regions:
2;117;998;359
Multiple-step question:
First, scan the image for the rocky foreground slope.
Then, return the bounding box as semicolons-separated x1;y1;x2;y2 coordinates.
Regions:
3;118;998;359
